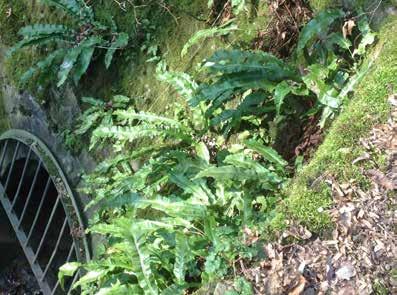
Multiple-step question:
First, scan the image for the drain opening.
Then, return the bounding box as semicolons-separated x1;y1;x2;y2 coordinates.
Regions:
0;131;90;295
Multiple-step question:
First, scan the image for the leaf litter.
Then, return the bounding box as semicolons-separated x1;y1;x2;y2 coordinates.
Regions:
242;94;397;294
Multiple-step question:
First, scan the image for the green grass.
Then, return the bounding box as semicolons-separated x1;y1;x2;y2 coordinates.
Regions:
278;17;397;232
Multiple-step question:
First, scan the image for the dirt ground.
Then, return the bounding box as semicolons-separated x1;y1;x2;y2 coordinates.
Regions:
0;256;41;295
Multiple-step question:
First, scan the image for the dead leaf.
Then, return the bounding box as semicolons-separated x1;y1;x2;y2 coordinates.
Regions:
288;275;306;295
388;94;397;107
6;7;12;18
336;262;356;281
367;169;396;190
352;152;370;165
343;20;356;39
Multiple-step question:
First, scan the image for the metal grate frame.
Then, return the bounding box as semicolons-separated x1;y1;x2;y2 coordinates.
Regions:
0;130;90;294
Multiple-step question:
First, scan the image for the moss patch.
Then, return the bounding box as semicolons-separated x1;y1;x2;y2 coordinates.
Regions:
308;0;337;12
0;1;29;45
279;17;397;232
0;92;9;133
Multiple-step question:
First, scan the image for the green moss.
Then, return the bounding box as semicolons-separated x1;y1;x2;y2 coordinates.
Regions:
309;0;337;12
0;91;9;133
280;17;397;232
0;0;72;100
116;2;272;114
119;14;219;113
0;1;29;45
3;48;53;101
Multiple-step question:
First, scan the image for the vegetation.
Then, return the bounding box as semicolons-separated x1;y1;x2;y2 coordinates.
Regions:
284;17;397;231
7;0;129;87
1;0;395;294
53;7;377;293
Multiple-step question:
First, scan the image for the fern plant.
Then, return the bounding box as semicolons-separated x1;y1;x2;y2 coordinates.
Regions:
190;9;376;130
8;0;129;87
60;71;287;293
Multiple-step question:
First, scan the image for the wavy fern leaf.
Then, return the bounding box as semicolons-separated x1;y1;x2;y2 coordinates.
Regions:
203;50;294;76
190;50;297;109
96;283;143;295
173;234;190;284
7;34;67;57
296;9;345;55
57;46;83;87
105;32;129;69
128;221;160;295
58;36;102;86
114;109;183;127
41;0;94;23
157;69;198;101
181;23;237;57
243;139;287;168
18;24;73;38
192;72;276;108
71;37;102;83
21;48;66;83
210;92;273;126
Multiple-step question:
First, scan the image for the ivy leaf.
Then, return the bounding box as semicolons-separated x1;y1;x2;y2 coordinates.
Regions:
105;32;129;69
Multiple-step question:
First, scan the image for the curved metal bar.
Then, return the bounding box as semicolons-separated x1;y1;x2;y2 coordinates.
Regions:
0;129;90;294
0;129;90;262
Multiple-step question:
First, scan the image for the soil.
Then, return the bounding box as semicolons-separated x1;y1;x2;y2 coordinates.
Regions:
0;255;41;295
252;0;312;57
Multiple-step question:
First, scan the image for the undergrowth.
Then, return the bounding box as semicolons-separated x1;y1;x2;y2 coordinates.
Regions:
7;0;130;87
58;7;378;294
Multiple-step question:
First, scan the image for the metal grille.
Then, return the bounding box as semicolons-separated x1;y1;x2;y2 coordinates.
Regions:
0;130;90;295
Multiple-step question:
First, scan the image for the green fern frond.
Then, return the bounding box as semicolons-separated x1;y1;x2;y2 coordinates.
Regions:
41;0;94;23
114;109;184;128
181;22;237;57
190;50;298;109
90;125;192;150
57;46;84;87
243;139;288;168
18;24;73;38
157;69;198;101
296;9;345;56
105;32;129;69
173;234;191;285
58;36;103;86
7;34;68;57
20;48;66;83
203;50;295;77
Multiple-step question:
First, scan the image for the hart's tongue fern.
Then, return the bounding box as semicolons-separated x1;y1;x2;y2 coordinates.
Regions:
8;0;129;87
